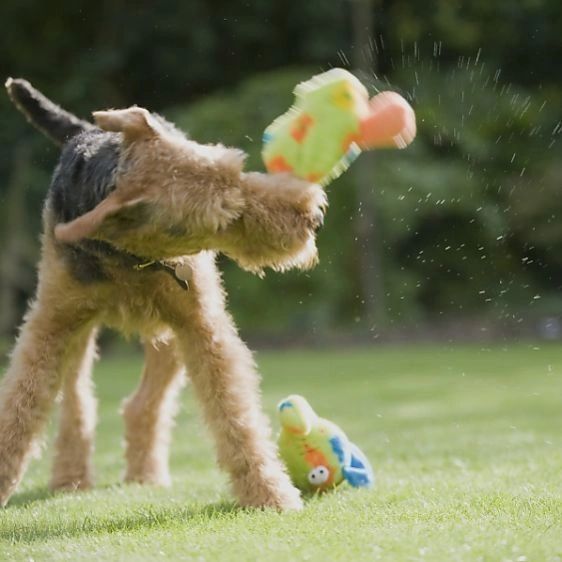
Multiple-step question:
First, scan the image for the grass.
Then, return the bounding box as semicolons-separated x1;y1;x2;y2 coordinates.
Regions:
1;343;561;561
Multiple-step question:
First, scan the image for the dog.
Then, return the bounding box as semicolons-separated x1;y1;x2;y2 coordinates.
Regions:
0;78;327;509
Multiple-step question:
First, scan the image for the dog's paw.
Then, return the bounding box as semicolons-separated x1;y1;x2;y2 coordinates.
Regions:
234;468;303;511
270;486;304;511
124;468;172;488
239;487;304;511
49;473;93;492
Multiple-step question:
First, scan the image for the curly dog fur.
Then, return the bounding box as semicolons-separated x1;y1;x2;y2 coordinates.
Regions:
0;78;327;509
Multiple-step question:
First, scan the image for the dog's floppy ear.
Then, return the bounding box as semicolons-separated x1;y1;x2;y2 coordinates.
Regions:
93;107;162;140
54;191;145;243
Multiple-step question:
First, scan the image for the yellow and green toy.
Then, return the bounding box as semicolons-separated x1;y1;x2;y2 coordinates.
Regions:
277;395;374;493
262;67;416;186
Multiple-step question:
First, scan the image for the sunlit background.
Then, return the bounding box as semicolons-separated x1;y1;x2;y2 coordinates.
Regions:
1;0;561;351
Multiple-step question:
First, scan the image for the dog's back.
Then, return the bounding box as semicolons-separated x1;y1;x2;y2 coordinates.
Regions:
50;131;121;224
6;78;120;222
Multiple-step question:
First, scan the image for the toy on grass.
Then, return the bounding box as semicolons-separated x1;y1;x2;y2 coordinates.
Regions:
277;394;374;493
262;67;416;186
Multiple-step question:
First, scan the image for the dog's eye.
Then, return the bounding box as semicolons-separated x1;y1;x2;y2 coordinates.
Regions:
308;465;329;485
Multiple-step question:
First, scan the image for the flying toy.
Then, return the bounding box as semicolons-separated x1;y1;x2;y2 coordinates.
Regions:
262;68;416;186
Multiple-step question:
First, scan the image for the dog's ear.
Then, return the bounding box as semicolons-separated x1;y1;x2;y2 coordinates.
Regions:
93;107;161;140
54;191;145;243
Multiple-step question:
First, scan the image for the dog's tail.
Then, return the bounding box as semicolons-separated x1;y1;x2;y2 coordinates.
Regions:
5;77;94;147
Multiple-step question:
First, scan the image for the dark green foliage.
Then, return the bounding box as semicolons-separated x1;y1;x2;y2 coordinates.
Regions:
172;60;561;332
0;0;560;340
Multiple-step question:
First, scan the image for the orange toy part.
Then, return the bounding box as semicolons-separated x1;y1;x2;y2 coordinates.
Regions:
290;113;315;143
357;91;417;150
266;155;294;173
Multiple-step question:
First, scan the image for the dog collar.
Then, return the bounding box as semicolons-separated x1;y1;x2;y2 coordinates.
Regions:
132;259;192;290
76;240;192;290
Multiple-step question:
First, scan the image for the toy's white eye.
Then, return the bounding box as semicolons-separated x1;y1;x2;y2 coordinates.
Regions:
308;465;329;485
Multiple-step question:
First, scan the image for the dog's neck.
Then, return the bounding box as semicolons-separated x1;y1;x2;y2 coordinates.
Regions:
77;239;191;290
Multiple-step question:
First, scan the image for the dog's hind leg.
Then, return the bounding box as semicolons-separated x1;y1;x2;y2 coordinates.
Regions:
49;327;99;492
0;282;95;506
122;338;184;486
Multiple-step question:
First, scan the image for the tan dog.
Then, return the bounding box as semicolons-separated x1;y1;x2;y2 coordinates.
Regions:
0;78;327;509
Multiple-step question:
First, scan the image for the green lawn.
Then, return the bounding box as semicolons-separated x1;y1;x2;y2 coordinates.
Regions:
1;344;561;561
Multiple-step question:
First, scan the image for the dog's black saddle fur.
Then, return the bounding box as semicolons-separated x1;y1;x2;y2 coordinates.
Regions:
49;129;121;224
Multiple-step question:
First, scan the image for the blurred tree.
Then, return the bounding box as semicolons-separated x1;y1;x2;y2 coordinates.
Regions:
0;0;560;341
379;0;562;90
351;0;387;329
0;144;38;340
172;61;560;333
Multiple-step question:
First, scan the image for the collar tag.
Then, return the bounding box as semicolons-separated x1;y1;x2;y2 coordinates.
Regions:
133;261;156;271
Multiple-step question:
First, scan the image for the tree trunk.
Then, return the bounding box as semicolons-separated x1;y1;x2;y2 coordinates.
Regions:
351;0;386;328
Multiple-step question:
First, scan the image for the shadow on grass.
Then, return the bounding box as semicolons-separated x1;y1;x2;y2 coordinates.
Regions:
5;486;55;508
2;494;239;544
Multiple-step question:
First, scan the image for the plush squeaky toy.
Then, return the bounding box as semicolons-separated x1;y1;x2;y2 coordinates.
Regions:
262;68;416;186
277;395;374;493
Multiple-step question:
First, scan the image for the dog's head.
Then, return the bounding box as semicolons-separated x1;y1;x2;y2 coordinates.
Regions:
53;107;326;273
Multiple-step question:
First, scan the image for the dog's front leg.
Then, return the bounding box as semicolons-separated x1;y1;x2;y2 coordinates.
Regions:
160;254;302;510
0;282;95;506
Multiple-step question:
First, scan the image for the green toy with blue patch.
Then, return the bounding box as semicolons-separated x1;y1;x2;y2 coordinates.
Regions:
277;395;374;493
